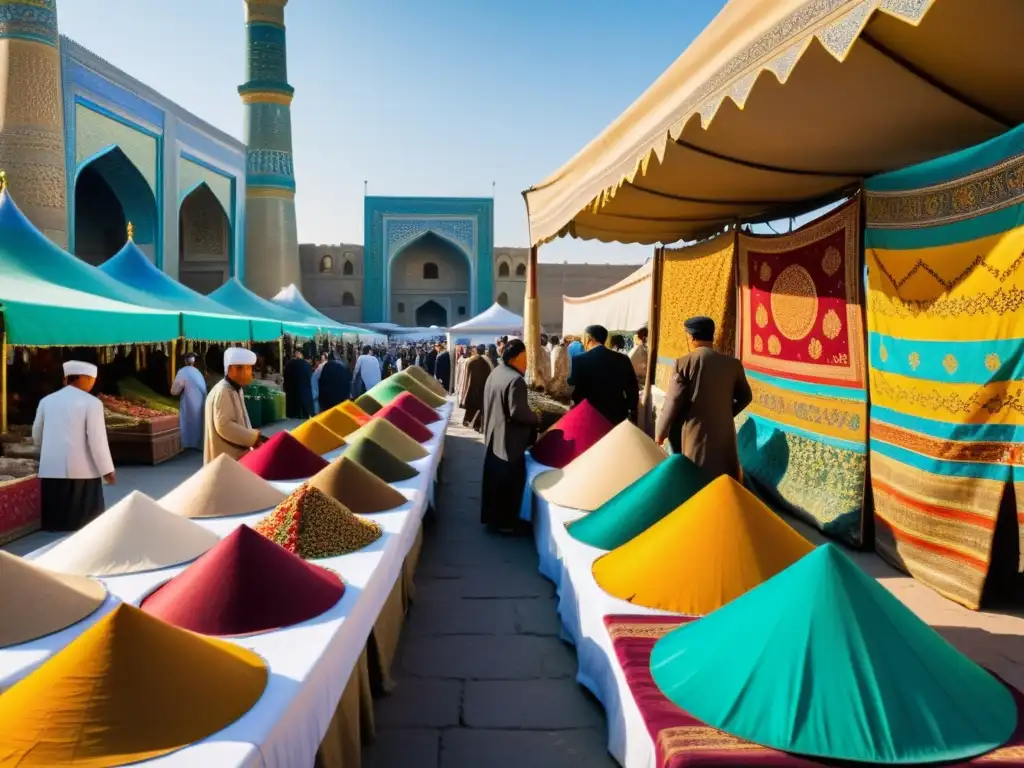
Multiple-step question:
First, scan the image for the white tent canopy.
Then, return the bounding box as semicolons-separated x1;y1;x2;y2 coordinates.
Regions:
271;284;386;344
448;303;532;337
562;260;651;336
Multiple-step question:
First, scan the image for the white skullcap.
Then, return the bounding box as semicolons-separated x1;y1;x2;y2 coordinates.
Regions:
63;361;98;378
223;347;257;368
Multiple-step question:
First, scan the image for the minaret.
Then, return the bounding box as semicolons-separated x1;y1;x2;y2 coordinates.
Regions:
0;0;68;247
239;0;302;298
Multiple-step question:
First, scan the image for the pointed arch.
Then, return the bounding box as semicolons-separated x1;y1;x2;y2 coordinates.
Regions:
179;182;232;294
385;226;476;320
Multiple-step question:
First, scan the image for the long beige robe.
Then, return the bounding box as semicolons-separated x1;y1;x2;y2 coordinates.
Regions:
203;379;260;464
548;345;571;398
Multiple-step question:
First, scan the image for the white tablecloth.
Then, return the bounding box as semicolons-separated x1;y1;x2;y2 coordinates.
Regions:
0;403;452;768
530;487;671;768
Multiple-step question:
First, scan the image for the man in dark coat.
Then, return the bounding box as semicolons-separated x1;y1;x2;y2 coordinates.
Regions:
283;349;315;419
316;353;351;412
480;339;539;532
655;316;753;480
460;344;492;431
568;324;639;425
433;342;451;392
425;345;438;377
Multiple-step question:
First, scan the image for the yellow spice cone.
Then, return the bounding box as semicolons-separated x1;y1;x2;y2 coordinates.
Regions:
315;407;361;438
291;419;345;455
593;475;814;615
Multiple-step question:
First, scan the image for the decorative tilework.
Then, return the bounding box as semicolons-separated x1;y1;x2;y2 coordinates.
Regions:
0;1;58;47
74;102;158;194
246;24;288;85
387;217;474;257
179;156;233;219
246;148;294;179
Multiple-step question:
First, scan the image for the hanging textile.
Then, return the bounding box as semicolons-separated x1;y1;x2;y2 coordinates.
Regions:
654;233;735;394
735;200;867;545
865;125;1024;610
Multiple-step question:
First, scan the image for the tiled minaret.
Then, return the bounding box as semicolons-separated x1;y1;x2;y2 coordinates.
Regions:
0;0;68;246
239;0;301;298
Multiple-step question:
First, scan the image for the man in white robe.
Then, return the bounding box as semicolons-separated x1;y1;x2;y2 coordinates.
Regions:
171;353;207;451
204;347;266;464
32;360;115;531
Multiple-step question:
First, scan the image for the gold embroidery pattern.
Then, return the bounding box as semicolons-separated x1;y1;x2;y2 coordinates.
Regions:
808;338;823;360
822;245;842;276
870;285;1024;320
660;727;763;756
753;335;763;353
871;371;1024;417
659;238;736;362
747;382;864;436
755;304;768;328
605;621;681;640
871;420;1024;466
867;151;1024;229
759;261;772;283
908;351;920;370
943;354;959;375
822;308;842;339
986;353;1002;372
873;250;1024;295
770;264;818;340
768;335;781;356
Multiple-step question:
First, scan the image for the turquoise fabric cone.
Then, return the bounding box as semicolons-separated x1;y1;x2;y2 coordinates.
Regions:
650;544;1017;764
567;454;709;550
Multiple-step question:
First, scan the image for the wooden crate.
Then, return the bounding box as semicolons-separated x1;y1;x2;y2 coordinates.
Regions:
107;415;182;465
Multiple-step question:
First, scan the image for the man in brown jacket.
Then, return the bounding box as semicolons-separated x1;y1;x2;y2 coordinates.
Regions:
203;347;267;464
655;316;752;480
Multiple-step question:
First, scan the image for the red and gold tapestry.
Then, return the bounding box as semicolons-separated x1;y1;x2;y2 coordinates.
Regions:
737;200;864;389
655;233;736;393
604;614;1024;767
735;201;868;546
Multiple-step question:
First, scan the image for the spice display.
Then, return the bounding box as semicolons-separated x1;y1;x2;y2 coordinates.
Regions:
254;484;382;559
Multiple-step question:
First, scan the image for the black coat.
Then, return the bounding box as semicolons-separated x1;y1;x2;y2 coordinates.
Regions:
317;360;351;412
434;351;451;391
283;358;314;419
568;345;639;426
426;350;438;375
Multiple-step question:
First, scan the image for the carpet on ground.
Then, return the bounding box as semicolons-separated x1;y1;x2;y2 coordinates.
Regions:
592;476;812;614
343;418;428;462
291;419;345;455
568;453;709;549
865;123;1024;610
307;455;407;515
735;200;868;545
342;435;419;482
0;604;267;767
34;491;219;577
159;454;286;518
530;399;613;469
239;431;329;481
533;420;665;511
0;550;105;649
255;484;382;558
141;525;344;636
650;544;1017;764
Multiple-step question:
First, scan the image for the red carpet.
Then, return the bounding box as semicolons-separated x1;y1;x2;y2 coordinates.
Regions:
391;391;441;424
531;400;614;468
140;525;344;636
239;432;329;481
374;403;433;443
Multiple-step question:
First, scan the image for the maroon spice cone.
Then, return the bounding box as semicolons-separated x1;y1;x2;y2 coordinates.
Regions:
239;431;330;481
373;403;433;443
390;391;441;424
140;525;344;636
530;399;615;469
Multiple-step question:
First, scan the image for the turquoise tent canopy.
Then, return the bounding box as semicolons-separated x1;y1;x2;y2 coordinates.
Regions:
650;544;1017;764
208;278;321;339
99;240;263;342
270;284;372;340
0;190;179;346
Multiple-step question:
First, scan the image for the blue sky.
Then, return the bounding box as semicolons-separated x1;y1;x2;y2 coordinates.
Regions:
60;0;728;264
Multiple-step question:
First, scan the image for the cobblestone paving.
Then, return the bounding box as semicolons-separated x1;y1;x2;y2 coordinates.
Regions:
363;411;616;768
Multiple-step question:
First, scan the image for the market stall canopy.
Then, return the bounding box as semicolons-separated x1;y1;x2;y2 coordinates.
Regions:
523;0;1024;246
208;278;321;340
562;260;651;335
100;239;261;343
448;303;537;342
0;188;180;346
271;284;380;342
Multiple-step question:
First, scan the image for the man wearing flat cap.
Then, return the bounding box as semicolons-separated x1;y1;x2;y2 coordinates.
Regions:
32;360;115;531
568;324;639;425
204;347;266;464
655;316;752;480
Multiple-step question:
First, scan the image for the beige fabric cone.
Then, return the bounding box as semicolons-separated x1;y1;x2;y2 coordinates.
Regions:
405;365;447;397
343;419;428;462
159;455;287;519
533;420;666;511
0;551;106;649
35;491;220;577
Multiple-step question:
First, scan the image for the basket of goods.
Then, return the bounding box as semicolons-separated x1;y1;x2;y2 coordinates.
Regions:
527;390;570;433
117;377;180;413
100;394;181;465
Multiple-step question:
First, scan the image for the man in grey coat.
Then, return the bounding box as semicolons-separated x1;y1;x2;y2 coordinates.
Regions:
480;339;540;532
655;316;753;481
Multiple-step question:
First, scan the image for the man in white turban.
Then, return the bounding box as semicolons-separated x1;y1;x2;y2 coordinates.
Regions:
203;347;266;464
32;360;115;531
171;353;207;451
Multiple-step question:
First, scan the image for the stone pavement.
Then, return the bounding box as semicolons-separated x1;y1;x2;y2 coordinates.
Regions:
363;410;616;768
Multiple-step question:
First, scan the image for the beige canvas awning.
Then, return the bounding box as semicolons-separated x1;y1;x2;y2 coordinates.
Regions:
523;0;1024;246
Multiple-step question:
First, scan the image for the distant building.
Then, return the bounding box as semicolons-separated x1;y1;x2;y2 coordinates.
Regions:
300;196;639;335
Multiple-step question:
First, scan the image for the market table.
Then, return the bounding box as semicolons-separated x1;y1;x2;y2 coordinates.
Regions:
0;402;451;767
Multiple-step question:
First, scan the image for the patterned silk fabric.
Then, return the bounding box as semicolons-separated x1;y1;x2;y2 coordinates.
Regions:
655;233;736;393
735;201;868;545
865;126;1024;610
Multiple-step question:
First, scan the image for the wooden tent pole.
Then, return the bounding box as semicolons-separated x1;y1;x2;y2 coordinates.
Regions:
524;245;543;388
1;332;7;435
642;245;664;434
169;339;177;389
